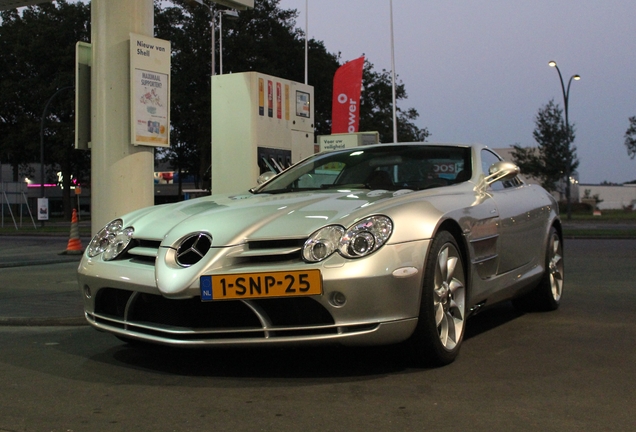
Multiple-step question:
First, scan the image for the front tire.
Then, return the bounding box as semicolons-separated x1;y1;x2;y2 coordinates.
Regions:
409;231;467;367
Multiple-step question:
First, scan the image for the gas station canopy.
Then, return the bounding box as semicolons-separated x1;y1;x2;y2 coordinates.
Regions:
204;0;253;9
0;0;254;11
0;0;50;10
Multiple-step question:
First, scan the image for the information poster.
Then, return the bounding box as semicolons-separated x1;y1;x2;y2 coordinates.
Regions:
296;90;310;118
133;69;169;144
37;198;49;221
130;33;171;147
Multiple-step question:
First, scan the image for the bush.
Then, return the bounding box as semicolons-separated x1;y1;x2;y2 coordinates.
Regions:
558;201;593;214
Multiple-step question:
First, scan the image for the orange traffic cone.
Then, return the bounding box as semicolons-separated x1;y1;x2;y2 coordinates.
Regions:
62;208;83;255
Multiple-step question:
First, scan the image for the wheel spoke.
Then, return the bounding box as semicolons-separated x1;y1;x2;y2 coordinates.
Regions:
552;237;560;256
438;312;449;345
446;256;458;284
449;279;464;298
548;234;564;300
434;302;445;327
432;241;466;351
448;298;463;319
438;309;458;349
551;266;564;299
445;311;456;345
437;248;448;282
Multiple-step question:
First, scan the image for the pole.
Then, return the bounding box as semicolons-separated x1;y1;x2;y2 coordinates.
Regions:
304;0;308;84
548;61;580;220
219;11;224;74
90;0;155;233
390;0;397;143
211;10;216;76
39;85;73;225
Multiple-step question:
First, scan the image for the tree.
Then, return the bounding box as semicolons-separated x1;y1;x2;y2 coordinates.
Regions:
2;0;429;211
359;60;429;142
154;0;342;190
511;99;578;218
0;1;91;219
154;0;429;190
624;116;636;159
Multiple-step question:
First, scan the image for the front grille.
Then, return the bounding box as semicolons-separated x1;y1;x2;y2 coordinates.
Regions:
120;237;306;266
121;239;161;264
91;288;345;342
237;238;306;263
249;239;306;250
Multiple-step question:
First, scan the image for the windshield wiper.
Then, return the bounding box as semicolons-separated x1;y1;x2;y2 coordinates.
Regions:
320;183;366;190
256;185;344;194
253;187;293;195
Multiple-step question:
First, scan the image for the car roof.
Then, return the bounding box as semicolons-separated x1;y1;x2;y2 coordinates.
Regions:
315;142;482;157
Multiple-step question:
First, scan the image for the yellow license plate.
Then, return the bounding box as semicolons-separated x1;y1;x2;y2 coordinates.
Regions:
200;270;322;301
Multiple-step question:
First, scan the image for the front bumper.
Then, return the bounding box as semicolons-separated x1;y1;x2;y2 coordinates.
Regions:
77;239;430;347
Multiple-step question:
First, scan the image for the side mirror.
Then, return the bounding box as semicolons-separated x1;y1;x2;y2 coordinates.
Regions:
256;171;276;185
484;161;519;185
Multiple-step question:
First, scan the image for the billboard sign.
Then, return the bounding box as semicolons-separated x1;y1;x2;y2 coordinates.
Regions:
130;33;171;147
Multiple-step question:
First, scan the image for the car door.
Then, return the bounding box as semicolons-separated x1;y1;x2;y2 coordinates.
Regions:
481;149;547;274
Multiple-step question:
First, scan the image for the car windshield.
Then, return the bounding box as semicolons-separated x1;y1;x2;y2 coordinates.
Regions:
254;145;472;194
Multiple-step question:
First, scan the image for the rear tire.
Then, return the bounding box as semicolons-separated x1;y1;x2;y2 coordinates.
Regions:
512;226;564;312
409;231;467;367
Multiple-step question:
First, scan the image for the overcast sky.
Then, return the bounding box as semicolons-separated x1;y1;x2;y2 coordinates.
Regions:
278;0;636;184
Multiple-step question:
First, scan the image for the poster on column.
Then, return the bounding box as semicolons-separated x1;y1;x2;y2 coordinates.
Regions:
130;33;171;147
37;198;49;221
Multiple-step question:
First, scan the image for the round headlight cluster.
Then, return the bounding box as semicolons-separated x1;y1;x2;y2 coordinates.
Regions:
87;219;134;260
302;216;393;262
303;225;345;262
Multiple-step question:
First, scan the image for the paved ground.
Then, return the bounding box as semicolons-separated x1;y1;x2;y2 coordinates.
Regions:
0;236;87;325
0;237;634;431
0;231;634;327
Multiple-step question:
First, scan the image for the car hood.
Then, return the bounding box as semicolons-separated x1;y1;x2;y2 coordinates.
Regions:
123;189;419;247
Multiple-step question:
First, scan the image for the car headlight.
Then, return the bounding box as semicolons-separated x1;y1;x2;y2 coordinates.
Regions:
339;216;393;258
303;225;345;262
302;216;393;262
87;219;135;260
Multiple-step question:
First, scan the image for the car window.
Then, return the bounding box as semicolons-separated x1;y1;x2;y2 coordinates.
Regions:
296;162;345;188
256;145;472;193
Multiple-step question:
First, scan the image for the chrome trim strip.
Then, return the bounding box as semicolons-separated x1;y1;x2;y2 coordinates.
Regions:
472;254;498;265
469;233;499;243
231;247;302;258
87;310;377;336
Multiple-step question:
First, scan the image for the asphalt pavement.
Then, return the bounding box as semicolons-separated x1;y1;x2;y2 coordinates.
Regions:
0;235;88;326
0;222;632;327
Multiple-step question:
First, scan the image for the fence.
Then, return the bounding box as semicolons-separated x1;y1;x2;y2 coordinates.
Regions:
1;182;36;229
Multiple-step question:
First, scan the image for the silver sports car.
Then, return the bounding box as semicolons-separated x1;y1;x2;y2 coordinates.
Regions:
78;143;564;366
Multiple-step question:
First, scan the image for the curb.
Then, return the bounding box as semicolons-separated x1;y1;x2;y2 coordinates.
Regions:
0;257;82;269
0;316;88;327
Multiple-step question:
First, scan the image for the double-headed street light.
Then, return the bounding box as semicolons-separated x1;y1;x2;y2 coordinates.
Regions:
548;60;580;220
548;60;580;134
390;0;398;143
39;85;73;226
218;9;239;74
191;0;239;76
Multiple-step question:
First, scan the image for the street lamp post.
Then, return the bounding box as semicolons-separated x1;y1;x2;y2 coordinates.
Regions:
218;9;239;74
191;0;238;76
548;60;580;220
39;85;73;226
389;0;398;143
